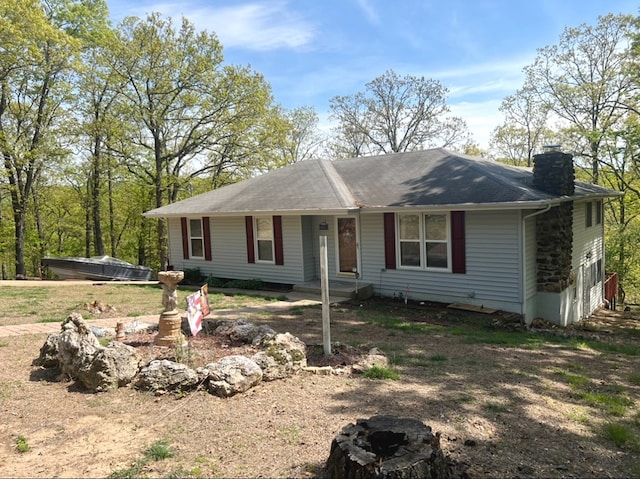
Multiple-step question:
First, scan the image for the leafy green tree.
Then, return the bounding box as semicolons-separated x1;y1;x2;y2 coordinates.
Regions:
108;13;285;268
329;69;470;157
524;13;636;183
0;0;109;277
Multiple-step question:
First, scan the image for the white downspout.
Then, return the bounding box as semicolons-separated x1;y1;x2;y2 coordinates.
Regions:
521;204;552;323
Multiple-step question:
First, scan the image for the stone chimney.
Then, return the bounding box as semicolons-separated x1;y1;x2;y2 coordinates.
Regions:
533;149;575;293
533;149;575;196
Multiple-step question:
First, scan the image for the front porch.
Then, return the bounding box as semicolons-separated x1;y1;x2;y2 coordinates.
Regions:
293;279;374;300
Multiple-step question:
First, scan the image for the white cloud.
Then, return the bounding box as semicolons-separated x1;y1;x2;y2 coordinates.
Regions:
356;0;381;25
450;99;504;150
180;2;315;50
114;1;315;51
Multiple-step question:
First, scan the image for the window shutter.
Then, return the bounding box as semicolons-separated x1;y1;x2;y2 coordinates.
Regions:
383;213;396;269
273;215;284;265
202;217;212;261
451;211;466;274
181;217;189;260
245;216;255;264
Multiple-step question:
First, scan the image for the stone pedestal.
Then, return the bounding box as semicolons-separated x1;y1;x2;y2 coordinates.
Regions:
154;270;186;347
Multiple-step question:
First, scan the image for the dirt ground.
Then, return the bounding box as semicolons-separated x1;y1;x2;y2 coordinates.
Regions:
1;296;639;478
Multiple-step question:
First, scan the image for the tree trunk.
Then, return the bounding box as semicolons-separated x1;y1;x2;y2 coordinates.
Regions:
324;416;458;479
91;134;105;256
108;163;116;257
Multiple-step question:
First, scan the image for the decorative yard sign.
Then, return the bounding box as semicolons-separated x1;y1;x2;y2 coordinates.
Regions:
186;285;210;336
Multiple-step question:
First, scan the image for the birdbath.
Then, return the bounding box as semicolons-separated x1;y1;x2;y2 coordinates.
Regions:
154;270;186;346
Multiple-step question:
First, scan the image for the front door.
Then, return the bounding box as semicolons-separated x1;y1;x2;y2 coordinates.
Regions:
337;217;359;276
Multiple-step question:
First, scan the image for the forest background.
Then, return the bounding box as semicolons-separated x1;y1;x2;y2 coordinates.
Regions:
2;1;640;303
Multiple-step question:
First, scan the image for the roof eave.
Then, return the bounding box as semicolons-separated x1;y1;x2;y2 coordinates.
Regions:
143;207;360;218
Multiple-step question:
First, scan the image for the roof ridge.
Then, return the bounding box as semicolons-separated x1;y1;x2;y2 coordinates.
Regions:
317;159;357;208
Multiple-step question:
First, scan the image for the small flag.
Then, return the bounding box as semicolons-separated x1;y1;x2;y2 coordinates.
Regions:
186;291;203;336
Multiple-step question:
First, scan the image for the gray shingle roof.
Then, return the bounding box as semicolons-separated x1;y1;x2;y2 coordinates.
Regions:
144;148;619;217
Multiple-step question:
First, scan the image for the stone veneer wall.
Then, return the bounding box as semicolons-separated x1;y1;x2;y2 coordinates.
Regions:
533;151;575;293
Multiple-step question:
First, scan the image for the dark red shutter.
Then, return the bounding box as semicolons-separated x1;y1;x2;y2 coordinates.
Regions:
273;215;284;265
181;217;189;259
383;213;396;269
451;211;466;274
202;217;212;261
245;216;255;264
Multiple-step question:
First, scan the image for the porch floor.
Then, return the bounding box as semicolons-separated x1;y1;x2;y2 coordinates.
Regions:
293;279;374;300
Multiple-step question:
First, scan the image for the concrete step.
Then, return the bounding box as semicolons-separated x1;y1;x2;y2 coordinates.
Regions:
293;280;373;300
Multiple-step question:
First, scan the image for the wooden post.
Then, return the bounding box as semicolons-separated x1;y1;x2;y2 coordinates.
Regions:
320;235;331;356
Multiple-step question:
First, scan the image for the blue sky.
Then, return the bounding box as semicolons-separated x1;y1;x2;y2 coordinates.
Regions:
106;0;639;150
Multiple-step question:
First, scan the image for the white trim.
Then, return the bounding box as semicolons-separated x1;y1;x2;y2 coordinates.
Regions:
188;218;205;259
334;216;360;278
395;211;452;273
254;216;275;264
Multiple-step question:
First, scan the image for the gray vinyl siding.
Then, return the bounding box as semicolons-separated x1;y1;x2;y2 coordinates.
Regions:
167;215;306;284
524;215;537;298
572;200;604;314
301;216;316;281
359;211;523;313
311;215;340;278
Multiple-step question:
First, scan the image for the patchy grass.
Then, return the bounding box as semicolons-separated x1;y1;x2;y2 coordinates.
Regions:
108;440;174;479
363;365;400;380
0;283;288;326
15;435;29;453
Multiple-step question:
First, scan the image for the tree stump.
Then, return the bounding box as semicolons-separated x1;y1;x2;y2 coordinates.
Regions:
324;415;456;479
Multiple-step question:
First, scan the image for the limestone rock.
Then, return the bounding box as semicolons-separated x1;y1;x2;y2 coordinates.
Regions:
77;342;142;392
351;347;389;374
207;318;277;345
135;359;200;392
251;332;307;381
205;355;263;397
34;332;60;368
56;313;102;381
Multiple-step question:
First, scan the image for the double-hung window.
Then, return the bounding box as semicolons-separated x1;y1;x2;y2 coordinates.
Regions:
398;213;450;270
255;216;274;262
189;219;204;258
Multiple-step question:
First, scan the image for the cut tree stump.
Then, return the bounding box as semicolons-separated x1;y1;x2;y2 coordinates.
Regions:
324;415;458;479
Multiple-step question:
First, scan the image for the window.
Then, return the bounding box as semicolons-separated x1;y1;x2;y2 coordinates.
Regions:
189;219;204;258
255;216;274;262
425;214;448;268
398;214;421;267
586;202;593;228
595;200;602;225
397;213;449;270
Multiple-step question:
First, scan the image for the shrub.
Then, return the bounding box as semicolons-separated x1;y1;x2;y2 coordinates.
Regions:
183;268;203;285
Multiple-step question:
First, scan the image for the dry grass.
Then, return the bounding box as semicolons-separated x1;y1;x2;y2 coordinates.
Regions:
0;282;281;326
0;284;639;478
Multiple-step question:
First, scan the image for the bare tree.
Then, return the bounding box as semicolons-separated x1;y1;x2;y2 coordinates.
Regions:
490;85;552;166
329;70;469;157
